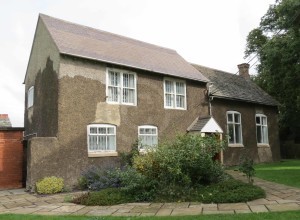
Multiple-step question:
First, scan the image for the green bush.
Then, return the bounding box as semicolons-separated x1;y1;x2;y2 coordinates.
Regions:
72;188;134;206
36;176;64;194
239;153;255;184
197;178;265;203
133;134;227;188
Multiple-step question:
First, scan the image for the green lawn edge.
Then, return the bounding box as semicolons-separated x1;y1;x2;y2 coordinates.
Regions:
2;210;300;220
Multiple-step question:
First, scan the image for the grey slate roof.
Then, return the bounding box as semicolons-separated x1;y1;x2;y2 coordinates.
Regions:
0;114;12;127
188;116;211;132
192;64;279;106
40;14;208;83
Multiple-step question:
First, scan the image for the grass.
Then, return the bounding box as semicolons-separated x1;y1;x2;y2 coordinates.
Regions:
1;211;300;219
72;179;265;206
254;159;300;188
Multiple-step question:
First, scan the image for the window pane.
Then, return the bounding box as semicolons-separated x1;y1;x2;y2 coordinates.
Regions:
109;71;120;86
123;88;128;103
234;113;240;123
140;128;145;134
98;127;106;134
228;124;234;144
28;87;34;108
89;136;97;150
107;127;114;134
128;74;134;88
90;127;97;134
176;82;184;94
165;81;173;93
262;126;268;143
257;126;262;143
151;128;157;134
235;124;241;143
176;95;184;108
108;87;119;102
165;94;174;107
262;117;267;125
99;136;106;150
107;135;116;150
256;116;260;124
123;73;129;87
227;113;233;122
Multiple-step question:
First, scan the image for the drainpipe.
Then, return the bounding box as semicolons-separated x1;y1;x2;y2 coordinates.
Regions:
207;83;213;116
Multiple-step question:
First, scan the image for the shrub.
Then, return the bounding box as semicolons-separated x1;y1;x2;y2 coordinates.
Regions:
239;153;255;184
36;176;64;194
72;188;134;206
133;134;227;189
78;166;121;191
197;178;265;203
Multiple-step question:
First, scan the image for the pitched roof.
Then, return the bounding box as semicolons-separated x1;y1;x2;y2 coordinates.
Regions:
0;114;12;127
187;116;223;133
192;64;279;106
39;14;208;83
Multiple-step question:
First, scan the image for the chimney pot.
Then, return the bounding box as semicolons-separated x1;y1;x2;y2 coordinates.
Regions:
238;63;250;79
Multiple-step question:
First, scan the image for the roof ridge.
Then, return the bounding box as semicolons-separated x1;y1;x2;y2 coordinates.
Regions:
39;13;177;54
191;63;237;76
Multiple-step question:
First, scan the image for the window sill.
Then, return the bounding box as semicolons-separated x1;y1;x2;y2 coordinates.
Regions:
257;144;270;148
228;144;244;148
106;101;136;106
88;152;118;157
164;107;186;110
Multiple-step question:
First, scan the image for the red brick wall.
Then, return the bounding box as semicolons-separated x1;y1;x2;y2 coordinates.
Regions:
0;130;24;189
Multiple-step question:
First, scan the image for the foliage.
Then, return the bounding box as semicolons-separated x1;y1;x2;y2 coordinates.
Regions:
73;178;264;205
255;159;300;188
239;154;255;184
119;140;139;166
133;134;227;187
78;166;121;191
245;0;300;142
35;176;64;194
72;188;134;206
197;179;265;203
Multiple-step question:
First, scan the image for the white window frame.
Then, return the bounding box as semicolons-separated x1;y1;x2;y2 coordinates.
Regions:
27;86;34;108
256;114;269;145
87;124;117;157
138;125;158;151
226;111;243;146
163;77;187;110
106;68;137;106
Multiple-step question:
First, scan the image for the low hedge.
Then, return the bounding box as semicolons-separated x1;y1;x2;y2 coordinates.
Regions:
72;178;265;205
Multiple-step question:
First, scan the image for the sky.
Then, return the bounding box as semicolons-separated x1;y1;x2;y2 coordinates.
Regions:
0;0;275;127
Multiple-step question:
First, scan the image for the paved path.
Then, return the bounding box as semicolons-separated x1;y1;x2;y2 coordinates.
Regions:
1;171;300;216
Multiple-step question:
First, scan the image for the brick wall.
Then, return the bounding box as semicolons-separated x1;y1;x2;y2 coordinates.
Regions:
0;129;24;189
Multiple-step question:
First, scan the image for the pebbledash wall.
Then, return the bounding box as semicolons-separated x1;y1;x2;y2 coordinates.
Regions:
211;99;280;166
25;54;209;189
0;127;24;189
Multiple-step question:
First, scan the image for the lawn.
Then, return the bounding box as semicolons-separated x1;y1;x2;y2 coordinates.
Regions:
1;211;300;220
254;159;300;188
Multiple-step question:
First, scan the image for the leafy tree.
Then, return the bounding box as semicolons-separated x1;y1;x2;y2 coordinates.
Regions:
245;0;300;142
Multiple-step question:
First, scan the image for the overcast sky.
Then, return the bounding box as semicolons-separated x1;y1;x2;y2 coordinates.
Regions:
0;0;274;127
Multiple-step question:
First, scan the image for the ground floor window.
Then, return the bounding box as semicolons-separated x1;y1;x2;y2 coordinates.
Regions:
87;124;116;152
138;125;158;151
256;114;269;144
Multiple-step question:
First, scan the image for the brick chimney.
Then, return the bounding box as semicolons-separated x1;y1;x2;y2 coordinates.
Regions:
0;114;12;127
237;63;250;79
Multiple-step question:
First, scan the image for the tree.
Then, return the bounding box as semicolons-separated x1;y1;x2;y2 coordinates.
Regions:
245;0;300;143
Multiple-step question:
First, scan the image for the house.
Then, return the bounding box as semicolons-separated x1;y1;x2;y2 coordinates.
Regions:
192;64;280;165
0;114;24;189
24;14;280;189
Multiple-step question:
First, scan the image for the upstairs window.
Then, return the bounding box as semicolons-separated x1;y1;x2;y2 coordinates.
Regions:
106;69;136;105
138;125;158;151
27;86;34;108
164;78;186;109
256;114;269;144
87;124;116;152
227;111;243;145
